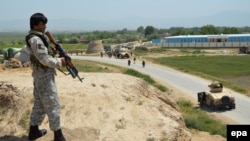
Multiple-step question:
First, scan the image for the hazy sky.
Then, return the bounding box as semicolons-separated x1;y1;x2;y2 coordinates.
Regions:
1;0;250;31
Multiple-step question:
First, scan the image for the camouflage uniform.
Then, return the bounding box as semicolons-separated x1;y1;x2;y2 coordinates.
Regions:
27;30;62;131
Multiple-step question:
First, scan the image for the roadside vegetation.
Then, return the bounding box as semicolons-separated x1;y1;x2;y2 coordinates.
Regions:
154;55;250;95
133;48;250;96
177;100;226;137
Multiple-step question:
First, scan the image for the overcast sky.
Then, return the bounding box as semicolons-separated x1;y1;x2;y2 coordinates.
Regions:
1;0;250;31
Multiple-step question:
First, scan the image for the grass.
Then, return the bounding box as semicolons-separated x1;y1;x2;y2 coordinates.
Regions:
123;69;168;92
72;60;168;92
61;44;88;50
151;55;250;95
124;68;155;83
154;55;250;77
72;59;126;73
0;107;6;123
19;110;30;131
177;100;226;137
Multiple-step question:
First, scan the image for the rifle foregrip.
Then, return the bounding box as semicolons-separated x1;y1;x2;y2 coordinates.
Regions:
45;31;57;45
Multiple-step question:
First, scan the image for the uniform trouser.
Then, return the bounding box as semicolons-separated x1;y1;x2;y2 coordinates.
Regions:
30;74;61;131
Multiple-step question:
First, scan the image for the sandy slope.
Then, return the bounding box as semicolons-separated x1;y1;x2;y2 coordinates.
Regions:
0;66;225;141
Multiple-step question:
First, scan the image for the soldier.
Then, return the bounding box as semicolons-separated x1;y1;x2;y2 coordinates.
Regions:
100;51;103;57
26;13;66;141
128;59;131;66
142;60;145;68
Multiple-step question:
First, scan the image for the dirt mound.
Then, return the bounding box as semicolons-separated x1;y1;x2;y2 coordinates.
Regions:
0;81;29;138
0;67;226;141
0;81;24;109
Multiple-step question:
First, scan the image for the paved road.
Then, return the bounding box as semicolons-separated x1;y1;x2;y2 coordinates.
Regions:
72;56;250;124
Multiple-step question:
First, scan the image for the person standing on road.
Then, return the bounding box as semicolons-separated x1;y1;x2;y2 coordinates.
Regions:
128;59;131;66
26;13;66;141
100;51;103;57
142;60;145;68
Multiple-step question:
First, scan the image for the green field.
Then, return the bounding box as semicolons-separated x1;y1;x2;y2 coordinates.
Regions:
151;55;250;95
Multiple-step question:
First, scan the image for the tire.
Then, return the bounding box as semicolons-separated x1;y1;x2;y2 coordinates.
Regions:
210;101;216;111
229;104;236;109
200;102;204;107
197;92;205;102
221;96;230;105
125;54;129;58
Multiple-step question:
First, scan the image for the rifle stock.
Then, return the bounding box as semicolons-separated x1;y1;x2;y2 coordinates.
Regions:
45;31;84;82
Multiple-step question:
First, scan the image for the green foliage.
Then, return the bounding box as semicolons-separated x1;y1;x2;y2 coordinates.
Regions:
222;27;240;34
62;43;87;50
1;25;249;50
68;60;168;92
154;55;250;77
152;55;250;94
146;33;160;41
123;69;168;92
177;100;226;137
124;69;155;83
72;60;125;73
200;24;219;34
137;26;144;34
19;110;30;130
154;84;168;92
171;27;187;35
144;26;156;36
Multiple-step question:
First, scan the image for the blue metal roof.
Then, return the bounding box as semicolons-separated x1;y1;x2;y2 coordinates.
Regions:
165;34;250;39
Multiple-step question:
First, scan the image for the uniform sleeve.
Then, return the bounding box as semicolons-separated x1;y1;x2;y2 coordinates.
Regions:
29;36;62;68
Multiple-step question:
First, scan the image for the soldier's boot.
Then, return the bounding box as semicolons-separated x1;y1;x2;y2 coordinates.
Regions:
54;129;66;141
28;125;47;141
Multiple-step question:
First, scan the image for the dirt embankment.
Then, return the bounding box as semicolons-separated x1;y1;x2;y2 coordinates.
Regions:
0;66;225;141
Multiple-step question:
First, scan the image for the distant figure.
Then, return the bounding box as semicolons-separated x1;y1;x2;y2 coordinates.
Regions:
100;51;103;57
142;60;145;68
108;52;112;58
133;57;136;64
128;59;131;66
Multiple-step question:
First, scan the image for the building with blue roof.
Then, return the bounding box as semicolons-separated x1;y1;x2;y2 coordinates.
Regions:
152;34;250;48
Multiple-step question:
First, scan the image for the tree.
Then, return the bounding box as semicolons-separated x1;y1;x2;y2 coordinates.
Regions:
171;27;187;36
68;37;79;44
222;27;240;34
146;33;160;41
200;24;219;34
144;26;155;36
137;26;144;34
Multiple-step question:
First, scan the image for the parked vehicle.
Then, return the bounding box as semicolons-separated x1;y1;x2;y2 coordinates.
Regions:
197;81;236;111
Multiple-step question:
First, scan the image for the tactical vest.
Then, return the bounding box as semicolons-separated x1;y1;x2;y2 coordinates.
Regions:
25;33;51;70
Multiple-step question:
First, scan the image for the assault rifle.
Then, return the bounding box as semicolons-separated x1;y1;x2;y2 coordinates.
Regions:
45;31;83;82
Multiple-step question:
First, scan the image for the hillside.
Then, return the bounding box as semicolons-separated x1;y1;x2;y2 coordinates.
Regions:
0;66;225;141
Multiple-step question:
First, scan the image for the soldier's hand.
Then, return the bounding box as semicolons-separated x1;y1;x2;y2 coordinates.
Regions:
60;57;66;67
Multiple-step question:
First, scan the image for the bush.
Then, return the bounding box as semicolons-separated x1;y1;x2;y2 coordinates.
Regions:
177;100;226;137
